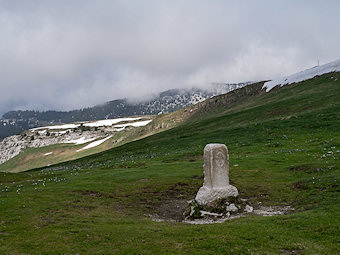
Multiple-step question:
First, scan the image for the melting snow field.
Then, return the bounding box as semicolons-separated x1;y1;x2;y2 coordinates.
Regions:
31;117;147;131
29;118;152;156
263;59;340;92
114;119;152;129
63;137;97;145
76;136;113;152
84;117;143;127
32;124;79;131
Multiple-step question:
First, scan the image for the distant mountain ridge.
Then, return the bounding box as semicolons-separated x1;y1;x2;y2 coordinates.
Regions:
0;82;250;140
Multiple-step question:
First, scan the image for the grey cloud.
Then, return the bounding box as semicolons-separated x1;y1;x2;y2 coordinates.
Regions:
0;0;340;116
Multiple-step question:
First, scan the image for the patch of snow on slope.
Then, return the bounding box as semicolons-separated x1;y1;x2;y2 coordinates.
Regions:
76;136;113;152
31;117;145;130
83;117;142;127
32;124;80;131
57;130;69;135
131;119;152;127
44;152;53;156
63;137;98;145
114;119;152;129
263;59;340;92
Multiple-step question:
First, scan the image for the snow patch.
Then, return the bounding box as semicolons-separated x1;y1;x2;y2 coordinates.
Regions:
38;130;47;135
114;119;152;129
76;136;113;152
200;211;223;217
63;137;97;145
130;119;152;127
263;59;340;92
31;117;145;131
44;152;53;156
32;124;79;131
83;117;143;127
57;130;69;135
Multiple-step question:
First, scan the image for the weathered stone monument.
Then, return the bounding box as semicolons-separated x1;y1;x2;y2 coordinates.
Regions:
195;143;238;205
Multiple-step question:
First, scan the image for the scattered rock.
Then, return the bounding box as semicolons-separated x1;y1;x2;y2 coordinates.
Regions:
200;211;222;217
226;203;238;212
245;205;253;213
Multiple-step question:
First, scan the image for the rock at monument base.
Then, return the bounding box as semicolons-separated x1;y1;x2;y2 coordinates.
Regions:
226;203;239;212
184;196;251;221
195;185;238;205
245;204;254;213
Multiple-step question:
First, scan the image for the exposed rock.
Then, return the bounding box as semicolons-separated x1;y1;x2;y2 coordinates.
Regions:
0;117;152;165
0;130;104;164
245;204;254;213
226;203;238;212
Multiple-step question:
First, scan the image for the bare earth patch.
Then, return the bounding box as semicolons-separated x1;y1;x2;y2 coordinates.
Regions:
149;204;294;224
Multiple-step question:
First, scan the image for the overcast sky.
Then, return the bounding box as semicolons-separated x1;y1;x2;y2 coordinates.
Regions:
0;0;340;116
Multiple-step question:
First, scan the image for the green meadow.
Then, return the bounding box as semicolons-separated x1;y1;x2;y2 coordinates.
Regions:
0;73;339;254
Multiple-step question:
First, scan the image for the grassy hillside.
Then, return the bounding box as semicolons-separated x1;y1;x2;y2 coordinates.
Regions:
0;72;339;254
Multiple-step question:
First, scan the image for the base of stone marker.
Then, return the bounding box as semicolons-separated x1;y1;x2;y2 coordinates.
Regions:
195;185;239;205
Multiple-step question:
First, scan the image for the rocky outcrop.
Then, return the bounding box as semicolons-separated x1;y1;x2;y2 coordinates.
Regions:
0;117;152;165
0;128;108;164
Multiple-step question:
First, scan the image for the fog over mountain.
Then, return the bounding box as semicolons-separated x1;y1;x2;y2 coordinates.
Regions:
1;0;340;116
0;82;249;139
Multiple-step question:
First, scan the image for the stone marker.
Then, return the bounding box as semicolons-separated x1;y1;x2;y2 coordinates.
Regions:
195;144;238;205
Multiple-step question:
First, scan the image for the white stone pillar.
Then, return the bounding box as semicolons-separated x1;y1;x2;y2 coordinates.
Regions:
195;144;238;205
